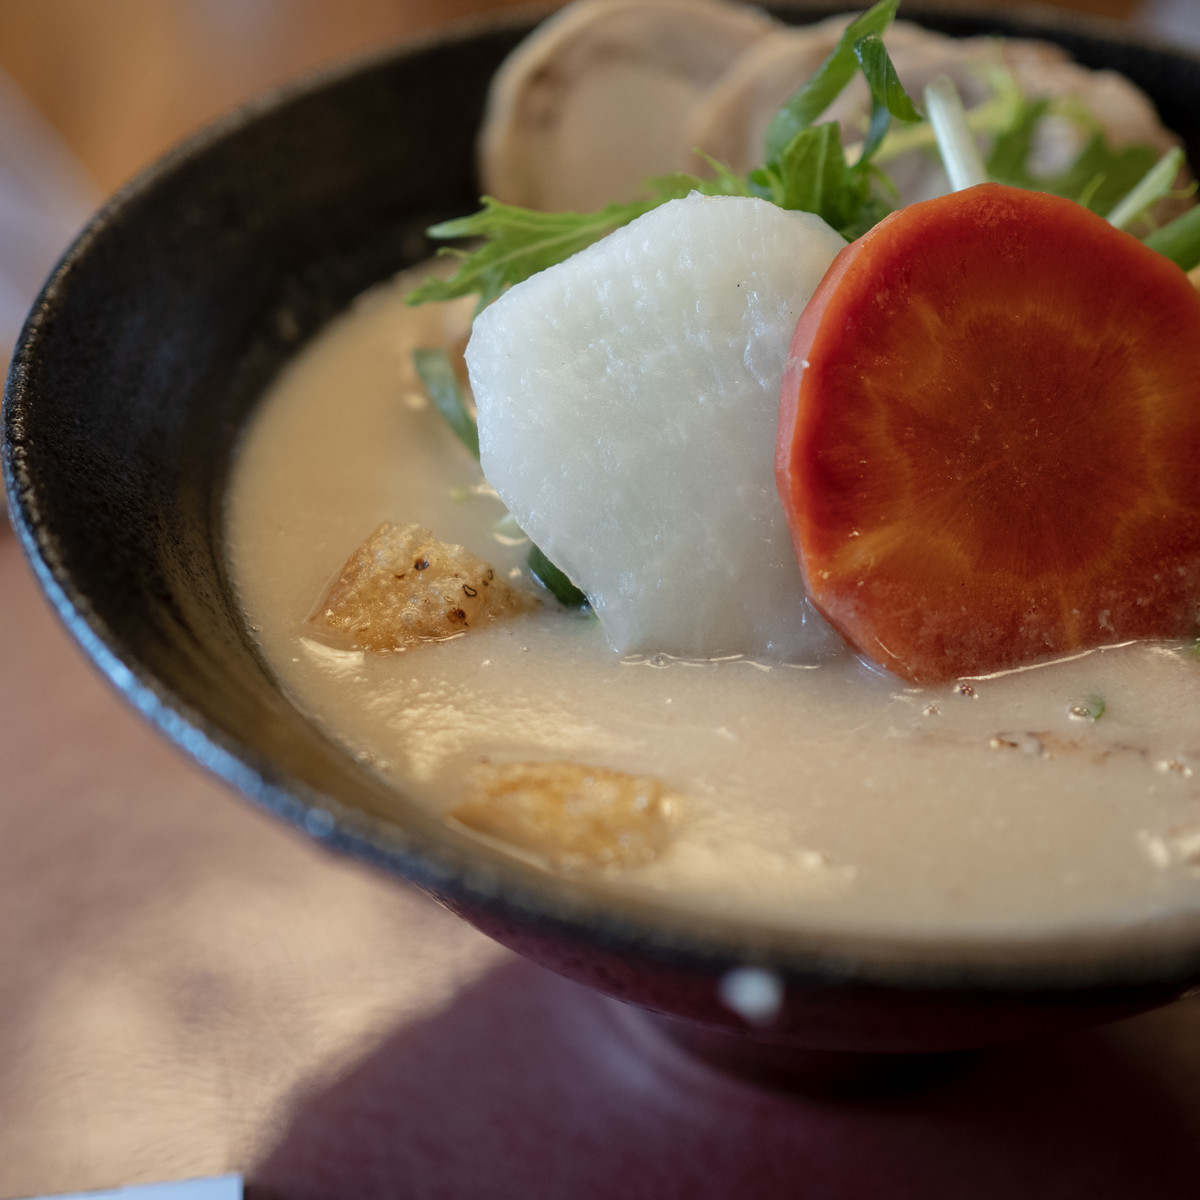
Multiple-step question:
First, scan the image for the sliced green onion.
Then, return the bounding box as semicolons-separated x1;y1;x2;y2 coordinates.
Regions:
1143;198;1200;270
1106;147;1185;231
924;75;988;191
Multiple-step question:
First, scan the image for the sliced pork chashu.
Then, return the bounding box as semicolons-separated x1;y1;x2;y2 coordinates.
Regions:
478;0;778;211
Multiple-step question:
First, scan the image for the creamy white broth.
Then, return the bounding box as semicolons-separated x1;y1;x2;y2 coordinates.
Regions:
226;269;1200;940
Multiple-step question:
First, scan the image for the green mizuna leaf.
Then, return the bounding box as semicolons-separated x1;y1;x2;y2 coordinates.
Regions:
764;0;901;162
986;96;1160;216
757;87;915;238
853;31;922;163
412;347;479;458
985;96;1050;183
756;122;883;239
527;542;589;607
1106;148;1186;230
1144;203;1200;270
406;174;738;312
406;201;649;312
781;123;854;214
757;9;919;238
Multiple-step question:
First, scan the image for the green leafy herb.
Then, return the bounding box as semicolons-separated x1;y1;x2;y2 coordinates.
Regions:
986;95;1160;217
406;172;748;312
1106;148;1187;230
751;124;847;211
1144;203;1200;271
412;347;479;457
764;0;902;162
751;4;921;238
853;31;923;163
751;121;890;238
527;543;589;608
406;201;647;312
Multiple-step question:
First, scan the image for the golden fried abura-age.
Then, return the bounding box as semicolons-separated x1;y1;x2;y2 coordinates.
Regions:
312;522;538;651
450;760;680;870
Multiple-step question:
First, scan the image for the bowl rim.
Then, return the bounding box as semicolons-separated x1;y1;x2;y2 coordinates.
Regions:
7;0;1200;999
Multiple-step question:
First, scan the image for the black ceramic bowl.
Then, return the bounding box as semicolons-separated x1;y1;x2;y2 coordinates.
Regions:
6;2;1200;1076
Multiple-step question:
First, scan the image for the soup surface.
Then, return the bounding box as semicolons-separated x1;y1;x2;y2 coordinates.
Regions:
226;269;1200;941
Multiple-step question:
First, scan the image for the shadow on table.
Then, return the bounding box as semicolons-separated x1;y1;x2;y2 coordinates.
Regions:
248;956;1200;1199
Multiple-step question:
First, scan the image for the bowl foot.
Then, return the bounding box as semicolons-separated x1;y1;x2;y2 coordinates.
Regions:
641;1011;979;1097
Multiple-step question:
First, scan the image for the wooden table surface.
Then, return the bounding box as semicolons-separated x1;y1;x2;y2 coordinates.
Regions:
2;2;1199;1198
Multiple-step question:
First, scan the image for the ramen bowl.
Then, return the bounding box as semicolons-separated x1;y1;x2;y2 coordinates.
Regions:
5;2;1200;1082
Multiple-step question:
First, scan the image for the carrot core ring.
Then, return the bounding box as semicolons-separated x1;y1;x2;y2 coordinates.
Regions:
776;183;1200;684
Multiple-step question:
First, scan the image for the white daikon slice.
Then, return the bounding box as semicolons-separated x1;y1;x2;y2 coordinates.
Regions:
468;193;845;660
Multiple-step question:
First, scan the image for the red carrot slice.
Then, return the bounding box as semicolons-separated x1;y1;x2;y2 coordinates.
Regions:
776;182;1200;684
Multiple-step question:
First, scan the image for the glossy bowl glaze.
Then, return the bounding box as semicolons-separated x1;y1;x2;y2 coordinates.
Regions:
5;3;1200;1072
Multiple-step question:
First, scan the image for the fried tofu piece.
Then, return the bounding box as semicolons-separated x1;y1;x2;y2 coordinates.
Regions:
450;760;680;870
312;523;537;651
